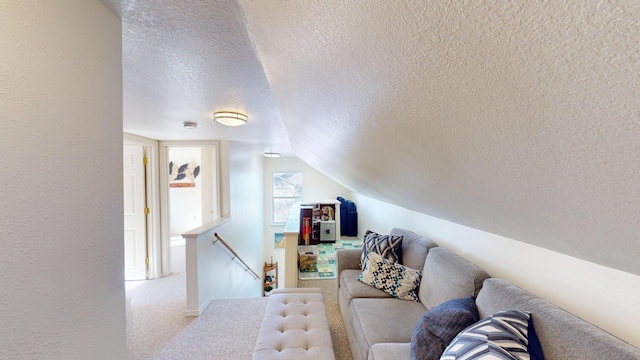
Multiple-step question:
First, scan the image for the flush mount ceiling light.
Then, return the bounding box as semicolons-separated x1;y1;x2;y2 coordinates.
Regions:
213;111;248;127
183;121;198;129
263;152;281;158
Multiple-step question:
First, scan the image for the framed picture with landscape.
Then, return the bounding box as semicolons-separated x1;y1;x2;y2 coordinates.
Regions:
274;233;285;248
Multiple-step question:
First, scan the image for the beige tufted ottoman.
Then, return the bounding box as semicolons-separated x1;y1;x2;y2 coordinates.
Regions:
252;288;336;360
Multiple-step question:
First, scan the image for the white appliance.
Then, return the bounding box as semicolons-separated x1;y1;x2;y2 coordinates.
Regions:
320;221;336;242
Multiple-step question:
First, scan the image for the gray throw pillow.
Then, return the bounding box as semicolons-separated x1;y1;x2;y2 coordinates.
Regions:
410;296;479;360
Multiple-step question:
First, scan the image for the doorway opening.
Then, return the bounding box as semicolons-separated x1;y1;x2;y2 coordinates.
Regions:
160;141;220;275
167;146;219;236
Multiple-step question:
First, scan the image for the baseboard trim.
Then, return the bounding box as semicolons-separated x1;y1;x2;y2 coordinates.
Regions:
184;292;214;317
184;309;200;317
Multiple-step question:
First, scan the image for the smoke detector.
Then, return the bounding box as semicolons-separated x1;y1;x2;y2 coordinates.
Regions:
183;121;198;129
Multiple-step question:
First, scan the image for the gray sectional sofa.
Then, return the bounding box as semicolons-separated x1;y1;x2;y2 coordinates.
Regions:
337;228;640;360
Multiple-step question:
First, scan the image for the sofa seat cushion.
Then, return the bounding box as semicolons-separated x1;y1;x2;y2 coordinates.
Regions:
349;297;426;359
340;269;391;303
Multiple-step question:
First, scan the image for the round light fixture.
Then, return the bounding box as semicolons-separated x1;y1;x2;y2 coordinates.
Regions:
263;152;281;158
213;111;248;127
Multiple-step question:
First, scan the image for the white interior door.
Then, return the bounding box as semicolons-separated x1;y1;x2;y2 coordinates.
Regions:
124;145;148;280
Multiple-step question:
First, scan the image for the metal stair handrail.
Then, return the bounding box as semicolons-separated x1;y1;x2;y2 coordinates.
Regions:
213;233;260;279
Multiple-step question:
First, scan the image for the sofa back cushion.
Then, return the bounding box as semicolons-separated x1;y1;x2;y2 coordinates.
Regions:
476;278;640;360
419;248;490;309
389;228;438;270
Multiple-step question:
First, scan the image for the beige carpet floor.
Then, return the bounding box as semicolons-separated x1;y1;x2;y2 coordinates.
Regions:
126;242;352;360
297;278;352;360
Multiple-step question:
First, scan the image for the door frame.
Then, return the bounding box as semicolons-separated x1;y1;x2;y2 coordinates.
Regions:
159;140;221;276
124;133;162;279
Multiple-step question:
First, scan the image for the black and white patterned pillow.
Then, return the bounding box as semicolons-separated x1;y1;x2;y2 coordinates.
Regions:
360;230;403;268
440;310;537;360
358;251;422;301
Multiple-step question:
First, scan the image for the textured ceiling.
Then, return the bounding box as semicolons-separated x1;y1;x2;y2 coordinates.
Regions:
111;0;291;154
108;1;640;275
240;1;640;275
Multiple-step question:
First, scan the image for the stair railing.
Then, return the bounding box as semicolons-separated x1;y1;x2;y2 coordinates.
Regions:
213;233;260;279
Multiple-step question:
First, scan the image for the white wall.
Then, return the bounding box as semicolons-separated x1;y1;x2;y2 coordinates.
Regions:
189;141;265;310
215;141;265;298
0;2;125;359
354;193;640;348
262;156;352;288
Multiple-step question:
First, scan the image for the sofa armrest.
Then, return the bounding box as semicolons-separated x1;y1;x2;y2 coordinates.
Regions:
337;248;361;276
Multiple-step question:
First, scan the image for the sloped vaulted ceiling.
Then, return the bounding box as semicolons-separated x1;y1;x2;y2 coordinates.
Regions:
240;1;640;275
106;0;639;276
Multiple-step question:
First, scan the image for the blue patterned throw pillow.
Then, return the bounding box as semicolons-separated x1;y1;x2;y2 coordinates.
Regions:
410;296;479;360
360;230;403;268
440;310;545;360
358;251;422;301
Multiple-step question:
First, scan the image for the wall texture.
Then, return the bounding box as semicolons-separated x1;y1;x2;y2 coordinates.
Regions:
241;0;640;276
354;194;640;349
203;141;265;300
0;1;125;358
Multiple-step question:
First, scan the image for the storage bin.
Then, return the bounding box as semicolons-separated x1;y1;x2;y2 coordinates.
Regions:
298;245;318;272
